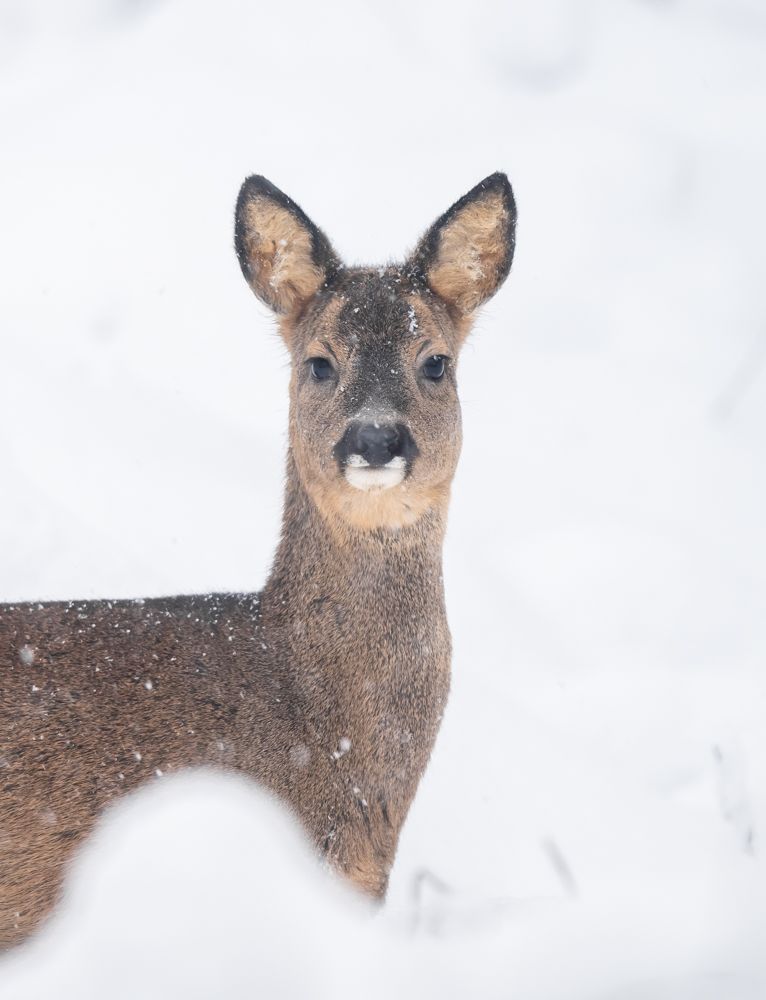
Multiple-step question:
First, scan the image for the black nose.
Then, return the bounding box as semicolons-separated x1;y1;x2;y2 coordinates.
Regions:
334;422;419;468
356;424;400;465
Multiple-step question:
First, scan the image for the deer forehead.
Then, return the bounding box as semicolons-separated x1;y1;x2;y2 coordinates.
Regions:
298;278;453;364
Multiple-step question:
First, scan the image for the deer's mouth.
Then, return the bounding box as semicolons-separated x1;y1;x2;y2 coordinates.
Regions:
333;422;418;492
343;454;406;491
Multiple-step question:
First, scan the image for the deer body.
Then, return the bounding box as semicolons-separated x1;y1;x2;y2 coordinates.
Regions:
0;174;516;949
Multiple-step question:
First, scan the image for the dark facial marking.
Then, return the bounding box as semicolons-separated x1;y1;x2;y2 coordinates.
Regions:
333;422;419;470
331;273;421;417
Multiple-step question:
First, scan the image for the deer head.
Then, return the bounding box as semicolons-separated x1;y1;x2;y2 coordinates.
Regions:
235;174;516;538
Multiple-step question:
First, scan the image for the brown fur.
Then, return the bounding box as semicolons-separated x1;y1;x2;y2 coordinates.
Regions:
238;199;328;315
284;291;461;537
426;193;512;315
0;173;515;949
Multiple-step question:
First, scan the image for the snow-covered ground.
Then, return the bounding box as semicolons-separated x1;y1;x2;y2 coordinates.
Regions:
1;0;766;996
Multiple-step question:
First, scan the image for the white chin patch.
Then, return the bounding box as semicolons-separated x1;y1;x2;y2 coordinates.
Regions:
344;455;406;491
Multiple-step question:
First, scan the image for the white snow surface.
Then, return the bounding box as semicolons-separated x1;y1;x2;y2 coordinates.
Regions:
2;0;766;997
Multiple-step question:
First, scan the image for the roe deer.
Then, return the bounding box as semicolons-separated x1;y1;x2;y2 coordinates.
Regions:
0;173;516;949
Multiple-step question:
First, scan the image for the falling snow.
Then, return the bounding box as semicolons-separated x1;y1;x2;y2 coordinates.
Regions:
1;1;766;998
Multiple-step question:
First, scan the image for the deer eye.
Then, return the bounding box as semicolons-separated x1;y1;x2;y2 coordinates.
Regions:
422;355;446;380
310;357;333;381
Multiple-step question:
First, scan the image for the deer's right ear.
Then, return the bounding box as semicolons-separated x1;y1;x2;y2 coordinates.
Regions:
235;176;341;316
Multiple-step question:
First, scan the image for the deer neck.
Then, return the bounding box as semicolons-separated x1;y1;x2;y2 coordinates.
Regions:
261;449;451;710
265;450;448;616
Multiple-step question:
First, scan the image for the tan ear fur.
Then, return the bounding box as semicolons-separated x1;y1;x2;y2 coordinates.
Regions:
238;199;326;316
427;193;511;315
235;176;340;317
407;173;516;320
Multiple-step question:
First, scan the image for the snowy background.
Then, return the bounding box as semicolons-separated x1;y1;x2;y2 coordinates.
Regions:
1;0;766;996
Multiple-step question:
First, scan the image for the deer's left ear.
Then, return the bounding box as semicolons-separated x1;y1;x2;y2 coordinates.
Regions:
406;172;516;317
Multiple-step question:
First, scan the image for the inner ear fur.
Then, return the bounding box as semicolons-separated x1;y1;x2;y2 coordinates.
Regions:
235;176;341;316
407;173;516;317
